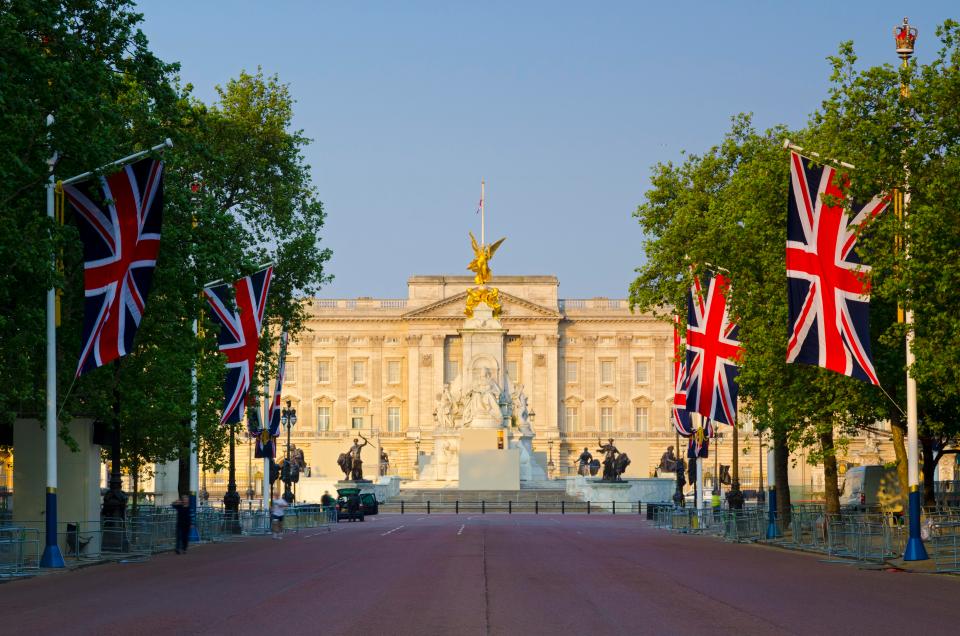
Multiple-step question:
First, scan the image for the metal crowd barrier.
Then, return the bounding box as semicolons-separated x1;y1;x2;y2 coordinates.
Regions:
0;526;40;578
379;500;648;515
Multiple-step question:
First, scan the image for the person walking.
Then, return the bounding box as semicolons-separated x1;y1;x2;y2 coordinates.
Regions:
271;495;288;539
172;494;191;554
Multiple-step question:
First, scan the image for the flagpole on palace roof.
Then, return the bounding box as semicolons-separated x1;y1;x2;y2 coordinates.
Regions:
894;17;928;562
480;179;485;246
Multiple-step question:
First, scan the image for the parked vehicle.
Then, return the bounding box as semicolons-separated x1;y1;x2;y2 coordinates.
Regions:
336;492;364;522
839;465;903;512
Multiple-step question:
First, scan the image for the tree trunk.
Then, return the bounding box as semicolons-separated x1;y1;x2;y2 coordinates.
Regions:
889;417;910;514
774;426;791;527
178;419;190;497
920;436;938;507
819;428;840;516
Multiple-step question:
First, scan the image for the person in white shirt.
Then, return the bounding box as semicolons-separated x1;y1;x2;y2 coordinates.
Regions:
270;497;288;539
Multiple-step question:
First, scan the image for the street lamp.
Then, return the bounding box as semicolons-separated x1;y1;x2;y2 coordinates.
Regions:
281;400;297;503
547;439;555;479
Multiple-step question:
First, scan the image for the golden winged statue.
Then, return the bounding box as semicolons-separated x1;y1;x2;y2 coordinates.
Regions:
467;231;505;286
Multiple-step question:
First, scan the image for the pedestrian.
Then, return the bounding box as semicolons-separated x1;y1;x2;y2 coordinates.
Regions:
271;495;288;539
172;494;191;554
321;490;334;509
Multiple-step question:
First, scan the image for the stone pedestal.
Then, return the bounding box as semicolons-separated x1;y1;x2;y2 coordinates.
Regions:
566;476;675;511
511;430;546;482
13;418;102;555
433;431;460;481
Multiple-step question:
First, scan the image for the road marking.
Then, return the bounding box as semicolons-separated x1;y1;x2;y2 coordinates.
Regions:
417;517;426;521
381;525;405;536
457;524;465;536
305;528;333;537
467;516;475;520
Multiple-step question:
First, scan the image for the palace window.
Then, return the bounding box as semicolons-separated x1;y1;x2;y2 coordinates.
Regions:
566;360;578;383
351;406;365;429
741;466;754;487
506;360;519;381
634;407;648;433
634;360;648;384
317;407;330;432
600;407;614;431
387;407;401;432
387;360;401;385
316;360;330;384
285;361;297;384
565;406;579;431
352;360;366;384
600;360;615;385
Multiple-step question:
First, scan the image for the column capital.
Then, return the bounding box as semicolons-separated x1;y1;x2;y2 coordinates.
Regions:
405;334;422;345
431;335;446;346
520;335;537;345
546;335;560;345
334;335;350;346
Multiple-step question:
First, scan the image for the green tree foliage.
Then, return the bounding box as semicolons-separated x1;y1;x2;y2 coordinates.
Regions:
1;2;331;485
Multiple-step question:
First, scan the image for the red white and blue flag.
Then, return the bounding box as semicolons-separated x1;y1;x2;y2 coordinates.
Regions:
256;331;289;458
64;158;164;376
786;152;886;385
204;266;273;425
672;315;693;437
686;273;743;425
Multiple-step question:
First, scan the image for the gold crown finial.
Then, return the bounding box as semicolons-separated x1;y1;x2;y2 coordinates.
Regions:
894;17;917;59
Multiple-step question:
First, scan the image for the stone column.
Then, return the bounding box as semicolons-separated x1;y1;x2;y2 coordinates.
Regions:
521;335;536;423
431;335;446;428
370;335;384;431
406;334;421;429
654;335;670;431
335;336;349;430
545;335;560;435
582;335;598;431
617;335;633;430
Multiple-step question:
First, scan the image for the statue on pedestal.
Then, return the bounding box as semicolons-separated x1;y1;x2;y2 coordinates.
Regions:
462;370;502;427
597;437;626;482
658;446;679;473
575;447;593;477
511;383;529;427
380;449;389;477
337;434;369;481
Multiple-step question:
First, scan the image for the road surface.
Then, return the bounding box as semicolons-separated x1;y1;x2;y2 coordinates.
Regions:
1;514;957;635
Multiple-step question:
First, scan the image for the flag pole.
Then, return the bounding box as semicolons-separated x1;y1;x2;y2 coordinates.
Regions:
60;138;173;186
40;114;64;568
480;179;485;246
188;316;201;542
893;17;928;562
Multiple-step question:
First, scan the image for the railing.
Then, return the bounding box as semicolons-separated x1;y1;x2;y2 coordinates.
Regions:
380;500;659;515
311;299;408;310
558;298;627;311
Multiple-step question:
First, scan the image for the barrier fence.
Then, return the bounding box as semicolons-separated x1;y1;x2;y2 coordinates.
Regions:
651;504;960;572
0;504;337;577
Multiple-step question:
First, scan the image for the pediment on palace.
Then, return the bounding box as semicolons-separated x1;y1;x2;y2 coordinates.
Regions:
402;290;561;321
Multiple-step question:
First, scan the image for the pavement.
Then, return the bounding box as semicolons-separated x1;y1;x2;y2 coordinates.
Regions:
1;514;958;635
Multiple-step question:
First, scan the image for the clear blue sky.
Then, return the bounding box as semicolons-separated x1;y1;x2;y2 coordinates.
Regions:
137;1;954;299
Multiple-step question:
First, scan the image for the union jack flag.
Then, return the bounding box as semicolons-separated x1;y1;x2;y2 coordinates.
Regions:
672;316;693;437
204;266;273;425
256;331;289;458
64;158;164;376
786;152;886;385
686;273;743;425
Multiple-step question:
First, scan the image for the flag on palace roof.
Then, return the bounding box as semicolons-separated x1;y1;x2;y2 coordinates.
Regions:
786;152;885;385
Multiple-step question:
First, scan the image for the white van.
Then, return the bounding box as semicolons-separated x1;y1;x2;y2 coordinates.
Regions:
838;465;903;512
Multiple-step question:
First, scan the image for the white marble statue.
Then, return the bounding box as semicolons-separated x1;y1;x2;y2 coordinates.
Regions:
511;383;529;426
461;369;503;426
436;384;455;429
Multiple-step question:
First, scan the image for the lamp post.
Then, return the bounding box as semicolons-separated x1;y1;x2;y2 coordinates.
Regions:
281;400;297;503
547;439;555;479
413;430;421;480
756;430;765;505
728;423;744;510
893;16;928;561
223;418;241;534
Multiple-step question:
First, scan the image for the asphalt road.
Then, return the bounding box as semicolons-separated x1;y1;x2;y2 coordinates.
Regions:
2;514;957;635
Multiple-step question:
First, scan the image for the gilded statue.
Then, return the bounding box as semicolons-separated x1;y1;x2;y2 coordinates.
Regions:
465;232;506;318
467;231;505;286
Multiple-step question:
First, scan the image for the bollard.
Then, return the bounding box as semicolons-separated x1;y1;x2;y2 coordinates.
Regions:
613;501;616;515
427;501;431;515
588;501;591;515
509;501;512;514
562;501;565;514
638;501;642;515
535;501;539;515
456;500;459;515
482;500;486;514
401;501;405;515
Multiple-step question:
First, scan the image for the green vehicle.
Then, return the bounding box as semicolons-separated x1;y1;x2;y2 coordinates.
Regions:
335;488;380;521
